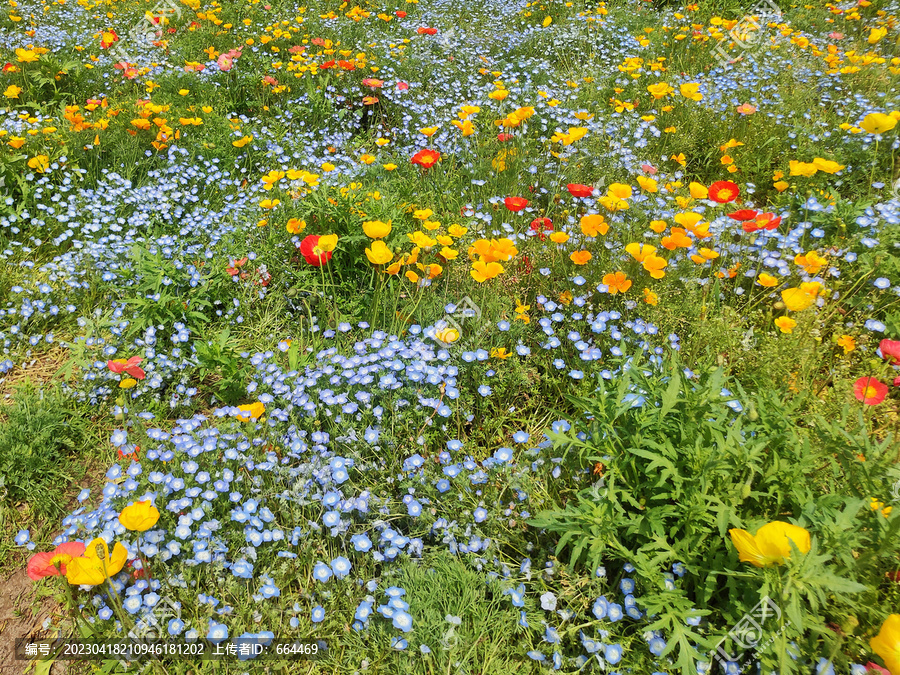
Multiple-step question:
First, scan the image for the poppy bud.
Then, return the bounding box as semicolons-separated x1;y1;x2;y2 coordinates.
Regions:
774;301;785;310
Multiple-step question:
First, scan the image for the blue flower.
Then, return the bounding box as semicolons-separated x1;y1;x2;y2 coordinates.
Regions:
312;562;333;582
311;606;325;623
351;533;372;552
526;651;545;661
14;530;29;546
392;611;413;632
605;643;623;665
168;619;184;635
207;622;229;644
512;431;530;444
331;556;352;579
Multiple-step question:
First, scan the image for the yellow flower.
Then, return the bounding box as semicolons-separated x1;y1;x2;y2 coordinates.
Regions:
259;198;280;210
232;135;253;147
643;288;658;305
435;327;460;344
119;378;137;389
580;214;608;237
15;48;39;63
4;85;21;99
688;181;707;199
636;175;658;193
383;163;397;171
781;285;817;311
860;112;897;135
774;316;797;334
471;260;504;283
448;224;468;237
679;82;703;101
407;231;437;249
794;251;827;275
870;614;900;675
549;231;569;244
868;26;887;44
317;234;338;252
119;500;160;532
490;347;510;359
837;335;856;354
236;401;265;422
365;240;393;265
65;538;128;586
728;522;811;567
286;218;306;234
812;157;844;174
440;246;458;260
789;160;818;177
363;219;391;239
757;273;778;287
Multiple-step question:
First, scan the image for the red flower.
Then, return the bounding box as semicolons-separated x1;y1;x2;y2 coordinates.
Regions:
416;27;437;35
708;181;740;204
118;445;140;461
226;256;248;276
28;542;86;580
504;196;529;213
299;235;333;267
530;217;553;240
107;356;146;380
865;663;891;675
854;377;888;405
411;148;441;169
879;339;900;366
395;10;407;17
566;183;594;198
320;60;335;69
728;209;759;221
497;133;514;142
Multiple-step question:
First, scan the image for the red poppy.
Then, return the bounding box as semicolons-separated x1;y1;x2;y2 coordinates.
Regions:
338;60;356;71
879;339;900;366
417;27;437;35
299;235;333;266
497;133;514;142
396;10;407;17
865;663;891;675
504;196;529;212
311;37;326;46
567;183;594;198
397;81;409;91
641;163;658;175
107;356;146;380
854;376;888;405
411;148;441;169
708;181;740;204
320;60;335;69
530;217;553;240
226;256;248;276
27;542;86;580
728;209;759;221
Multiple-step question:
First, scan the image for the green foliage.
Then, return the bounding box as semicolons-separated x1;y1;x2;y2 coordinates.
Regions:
529;359;900;673
0;383;87;516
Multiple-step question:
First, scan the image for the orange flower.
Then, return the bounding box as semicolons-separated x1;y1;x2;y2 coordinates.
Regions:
708;180;739;203
580;214;608;237
602;271;631;294
570;250;592;265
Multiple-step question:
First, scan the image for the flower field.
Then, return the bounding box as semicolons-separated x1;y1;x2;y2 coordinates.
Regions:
2;0;900;672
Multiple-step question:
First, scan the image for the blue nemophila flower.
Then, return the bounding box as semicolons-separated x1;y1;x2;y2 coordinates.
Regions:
605;644;623;665
540;592;557;611
14;530;30;546
527;651;545;661
608;603;624;622
207;622;229;644
512;430;530;444
392;611;413;632
384;587;406;598
420;644;431;655
649;636;667;656
504;584;525;607
391;637;407;650
620;578;635;594
331;556;352;579
493;447;513;462
110;430;128;447
544;625;561;644
311;606;325;623
354;600;373;623
473;507;488;523
167;619;184;636
312;562;333;582
592;596;608;620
